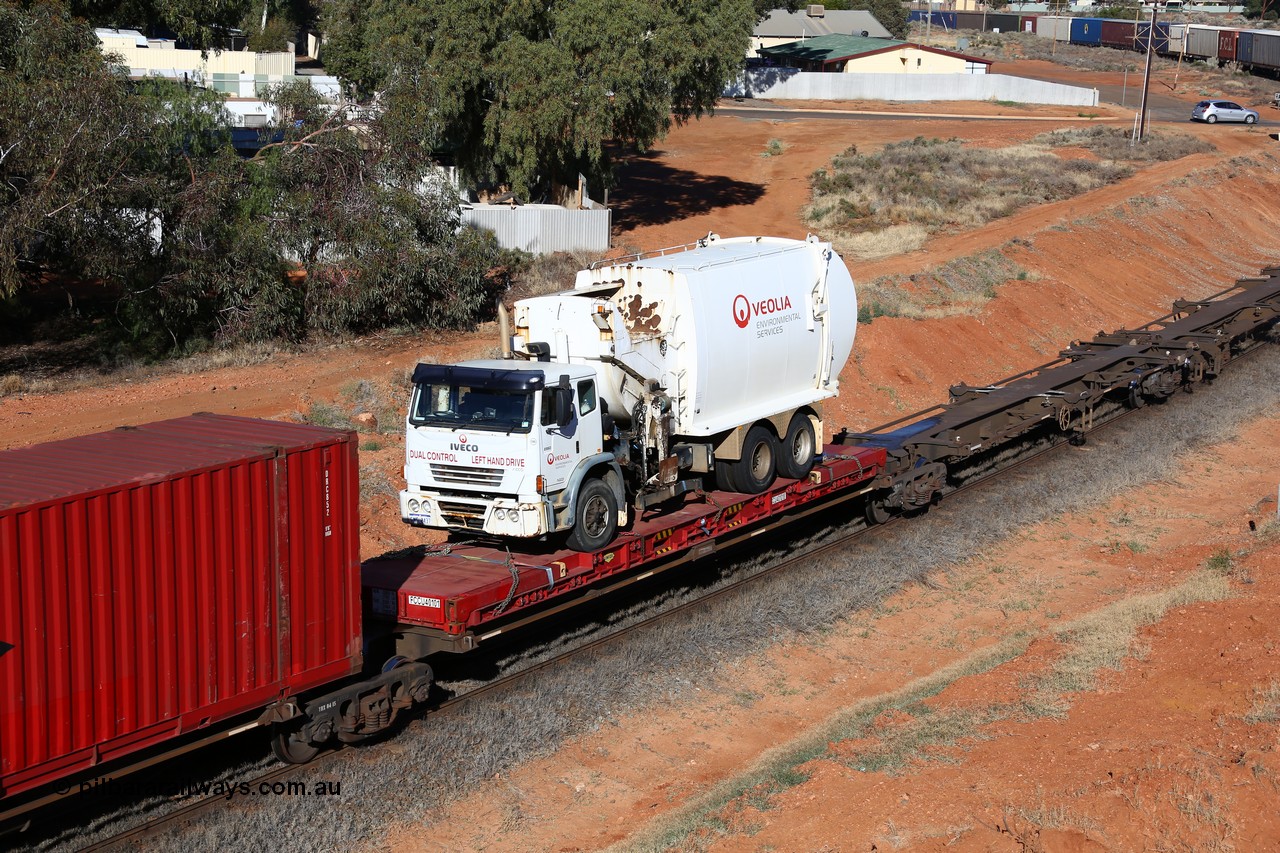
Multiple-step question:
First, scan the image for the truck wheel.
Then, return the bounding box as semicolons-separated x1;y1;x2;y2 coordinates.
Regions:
565;477;618;552
777;415;816;480
714;458;740;492
731;424;779;494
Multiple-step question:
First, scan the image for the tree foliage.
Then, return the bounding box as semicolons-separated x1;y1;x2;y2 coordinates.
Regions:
1244;0;1279;20
1;1;510;354
69;0;254;50
320;0;759;200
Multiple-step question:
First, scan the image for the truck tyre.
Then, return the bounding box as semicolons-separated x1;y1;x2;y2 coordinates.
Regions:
565;477;618;552
714;458;740;493
731;424;779;494
777;414;816;480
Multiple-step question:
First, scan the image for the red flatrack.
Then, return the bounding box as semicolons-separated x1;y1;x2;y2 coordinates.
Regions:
363;444;886;655
0;415;362;802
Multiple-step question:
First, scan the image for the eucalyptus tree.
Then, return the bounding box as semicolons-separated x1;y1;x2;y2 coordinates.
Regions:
320;0;760;201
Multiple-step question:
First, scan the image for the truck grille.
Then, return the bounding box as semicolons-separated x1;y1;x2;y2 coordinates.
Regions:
437;501;486;530
430;464;504;487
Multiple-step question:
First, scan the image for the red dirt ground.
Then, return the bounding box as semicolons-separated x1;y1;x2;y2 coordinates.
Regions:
4;60;1280;851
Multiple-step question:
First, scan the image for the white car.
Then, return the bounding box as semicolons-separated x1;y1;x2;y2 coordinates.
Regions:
1191;100;1259;125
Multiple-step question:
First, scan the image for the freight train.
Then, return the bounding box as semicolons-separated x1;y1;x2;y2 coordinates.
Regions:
3;248;1280;831
910;11;1280;80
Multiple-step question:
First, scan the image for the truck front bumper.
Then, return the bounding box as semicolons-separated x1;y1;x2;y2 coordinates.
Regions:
400;490;550;537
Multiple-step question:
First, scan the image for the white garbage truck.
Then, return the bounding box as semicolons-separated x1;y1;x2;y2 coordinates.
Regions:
399;233;858;551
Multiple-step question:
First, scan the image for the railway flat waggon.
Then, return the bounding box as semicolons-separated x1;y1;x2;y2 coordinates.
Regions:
367;444;887;657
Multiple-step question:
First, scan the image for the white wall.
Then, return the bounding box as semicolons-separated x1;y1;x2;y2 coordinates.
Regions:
726;69;1098;106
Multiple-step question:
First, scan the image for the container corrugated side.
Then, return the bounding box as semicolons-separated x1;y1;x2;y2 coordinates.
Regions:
1100;20;1136;50
987;13;1020;33
1185;25;1221;59
1239;30;1256;64
1251;30;1280;69
1070;18;1103;45
0;414;362;800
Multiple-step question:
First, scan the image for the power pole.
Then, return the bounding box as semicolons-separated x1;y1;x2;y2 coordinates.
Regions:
1137;5;1157;142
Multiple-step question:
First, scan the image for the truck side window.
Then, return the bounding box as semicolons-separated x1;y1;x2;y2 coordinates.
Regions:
541;390;555;426
578;380;596;416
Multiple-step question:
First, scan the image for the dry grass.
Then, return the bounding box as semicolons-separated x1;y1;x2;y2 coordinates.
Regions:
1243;680;1280;725
502;249;606;305
1024;571;1232;717
0;339;288;398
808;128;1208;262
807;136;1132;259
299;377;404;436
857;247;1035;323
0;373;26;396
1032;125;1211;162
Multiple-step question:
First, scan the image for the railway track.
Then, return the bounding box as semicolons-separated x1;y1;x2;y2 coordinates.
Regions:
63;321;1280;852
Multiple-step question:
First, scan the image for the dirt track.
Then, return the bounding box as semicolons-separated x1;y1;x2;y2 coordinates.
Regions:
6;59;1280;852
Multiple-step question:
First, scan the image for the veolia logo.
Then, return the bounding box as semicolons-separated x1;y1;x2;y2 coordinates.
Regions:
450;433;479;452
546;453;556;465
733;293;794;329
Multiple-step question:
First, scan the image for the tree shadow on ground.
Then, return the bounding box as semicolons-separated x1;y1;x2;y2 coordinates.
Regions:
610;150;765;234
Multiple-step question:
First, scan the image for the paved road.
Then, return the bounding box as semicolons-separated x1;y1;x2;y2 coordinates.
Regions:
718;74;1278;129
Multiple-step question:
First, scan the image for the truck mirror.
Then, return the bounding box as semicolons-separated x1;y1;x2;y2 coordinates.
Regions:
555;387;574;427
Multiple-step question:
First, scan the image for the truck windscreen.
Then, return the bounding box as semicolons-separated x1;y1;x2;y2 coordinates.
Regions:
409;383;535;433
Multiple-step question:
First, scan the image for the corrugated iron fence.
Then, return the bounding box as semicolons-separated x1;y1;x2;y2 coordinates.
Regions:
460;204;611;254
727;69;1099;107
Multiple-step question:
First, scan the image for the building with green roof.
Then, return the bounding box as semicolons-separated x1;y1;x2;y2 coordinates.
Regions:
758;34;992;75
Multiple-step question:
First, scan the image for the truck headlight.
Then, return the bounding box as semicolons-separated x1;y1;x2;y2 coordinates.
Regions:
408;498;421;512
494;508;507;521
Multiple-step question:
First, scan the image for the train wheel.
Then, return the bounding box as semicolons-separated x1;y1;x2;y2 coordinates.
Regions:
731;425;778;494
566;477;618;552
271;723;321;764
1127;386;1145;409
865;497;891;525
777;414;816;480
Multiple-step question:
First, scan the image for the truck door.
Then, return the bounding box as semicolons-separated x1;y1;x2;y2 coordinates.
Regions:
540;386;578;494
540;379;603;495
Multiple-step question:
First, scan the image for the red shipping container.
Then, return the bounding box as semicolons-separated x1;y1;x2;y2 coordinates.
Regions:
0;414;362;802
1099;20;1137;51
1218;28;1238;60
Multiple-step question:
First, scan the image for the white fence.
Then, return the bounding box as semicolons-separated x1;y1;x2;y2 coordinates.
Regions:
460;204;611;255
727;69;1099;107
